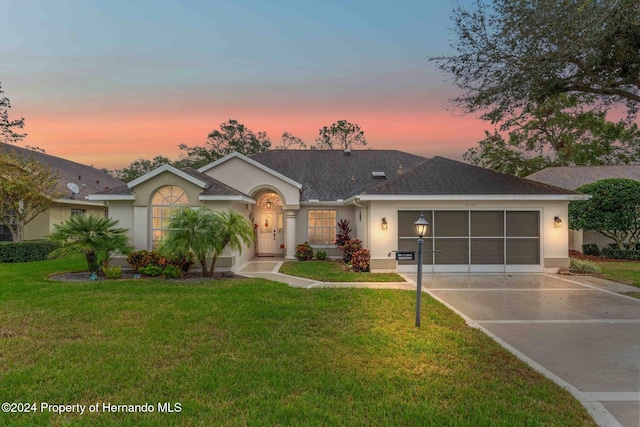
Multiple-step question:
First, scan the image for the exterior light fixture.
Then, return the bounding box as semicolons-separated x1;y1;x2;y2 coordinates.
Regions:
414;212;430;327
381;217;388;229
266;201;272;209
414;212;429;238
554;216;563;228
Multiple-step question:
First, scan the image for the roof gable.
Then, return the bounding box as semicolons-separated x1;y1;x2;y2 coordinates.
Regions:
127;164;208;189
198;152;303;190
90;166;252;201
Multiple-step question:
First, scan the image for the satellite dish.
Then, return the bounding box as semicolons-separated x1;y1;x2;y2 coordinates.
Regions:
67;183;80;194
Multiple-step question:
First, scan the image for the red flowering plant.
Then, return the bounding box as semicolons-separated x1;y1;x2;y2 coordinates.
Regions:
126;250;161;273
351;248;370;272
340;238;362;264
295;242;314;261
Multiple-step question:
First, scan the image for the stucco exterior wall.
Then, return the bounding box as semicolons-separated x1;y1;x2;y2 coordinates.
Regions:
132;172;205;208
24;202;108;241
107;178;255;272
108;201;134;246
203;157;300;208
367;199;570;273
295;205;356;257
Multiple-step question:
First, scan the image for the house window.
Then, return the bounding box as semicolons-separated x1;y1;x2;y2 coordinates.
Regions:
307;210;337;245
151;185;189;248
0;224;12;242
71;208;86;216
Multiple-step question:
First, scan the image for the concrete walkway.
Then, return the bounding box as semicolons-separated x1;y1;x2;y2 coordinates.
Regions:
239;261;640;427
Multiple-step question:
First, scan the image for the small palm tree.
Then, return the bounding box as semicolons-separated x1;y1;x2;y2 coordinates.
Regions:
48;214;132;274
161;208;254;277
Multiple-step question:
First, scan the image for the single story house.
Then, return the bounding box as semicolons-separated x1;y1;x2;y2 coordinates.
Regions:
0;144;125;242
527;165;640;251
89;150;586;273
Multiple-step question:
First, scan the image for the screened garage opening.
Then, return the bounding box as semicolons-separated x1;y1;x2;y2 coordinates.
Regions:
397;210;540;273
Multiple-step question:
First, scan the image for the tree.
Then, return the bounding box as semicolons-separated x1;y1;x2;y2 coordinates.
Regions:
114;155;172;183
278;132;306;149
463;95;640;176
161;208;254;277
48;214;132;274
178;119;271;168
315;120;367;150
430;0;640;123
569;179;640;249
0;82;26;145
0;146;63;242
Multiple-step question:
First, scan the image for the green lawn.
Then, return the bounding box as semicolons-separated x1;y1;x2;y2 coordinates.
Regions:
596;261;640;288
280;260;405;282
0;259;595;426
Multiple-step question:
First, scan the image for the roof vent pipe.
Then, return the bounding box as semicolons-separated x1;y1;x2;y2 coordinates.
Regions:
397;164;403;175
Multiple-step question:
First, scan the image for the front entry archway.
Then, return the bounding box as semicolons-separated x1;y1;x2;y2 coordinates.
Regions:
255;192;285;257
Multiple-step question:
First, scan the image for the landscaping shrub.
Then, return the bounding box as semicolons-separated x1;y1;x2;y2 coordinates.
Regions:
102;265;123;279
138;264;163;277
295;242;314;261
569;258;602;274
335;219;352;247
166;252;195;273
351;248;370;272
315;250;327;260
340;239;362;264
0;240;59;263
601;246;640;260
581;243;601;256
127;250;161;272
162;265;183;279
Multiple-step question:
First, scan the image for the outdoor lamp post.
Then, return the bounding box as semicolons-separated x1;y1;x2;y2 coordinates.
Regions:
414;212;429;327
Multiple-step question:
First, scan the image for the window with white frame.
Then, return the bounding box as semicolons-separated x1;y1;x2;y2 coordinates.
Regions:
307;210;337;245
151;185;189;248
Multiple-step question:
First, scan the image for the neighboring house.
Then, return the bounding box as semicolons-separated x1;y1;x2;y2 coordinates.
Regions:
527;165;640;251
90;150;585;273
0;144;125;242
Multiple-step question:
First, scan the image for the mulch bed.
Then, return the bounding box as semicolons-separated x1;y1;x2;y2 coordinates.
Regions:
49;270;244;282
569;250;637;263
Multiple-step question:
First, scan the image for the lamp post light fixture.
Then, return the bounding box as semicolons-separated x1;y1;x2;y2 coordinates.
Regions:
414;212;429;327
266;201;272;209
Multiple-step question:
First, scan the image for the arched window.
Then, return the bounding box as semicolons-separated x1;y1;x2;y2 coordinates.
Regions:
151;185;189;247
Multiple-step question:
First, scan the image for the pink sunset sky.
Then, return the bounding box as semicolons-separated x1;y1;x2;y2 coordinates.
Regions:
3;0;486;170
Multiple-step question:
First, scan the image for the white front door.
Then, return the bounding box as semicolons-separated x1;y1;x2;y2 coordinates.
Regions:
258;213;277;256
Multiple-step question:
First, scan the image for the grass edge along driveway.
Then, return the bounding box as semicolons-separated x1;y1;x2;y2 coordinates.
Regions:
0;259;596;426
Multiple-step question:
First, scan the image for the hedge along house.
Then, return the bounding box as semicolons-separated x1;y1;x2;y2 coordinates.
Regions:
89;150;586;273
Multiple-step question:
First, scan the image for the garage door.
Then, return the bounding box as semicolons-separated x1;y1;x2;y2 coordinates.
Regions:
397;210;540;273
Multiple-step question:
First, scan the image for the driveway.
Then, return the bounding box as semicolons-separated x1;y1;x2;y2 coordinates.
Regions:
402;273;640;427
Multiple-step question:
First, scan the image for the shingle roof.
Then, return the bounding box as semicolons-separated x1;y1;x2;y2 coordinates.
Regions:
250;150;426;201
0;143;125;201
526;165;640;190
180;168;249;197
93;167;250;198
364;156;578;195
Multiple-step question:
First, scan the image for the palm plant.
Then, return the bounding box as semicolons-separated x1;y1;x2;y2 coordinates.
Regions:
161;208;254;277
48;214;132;274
